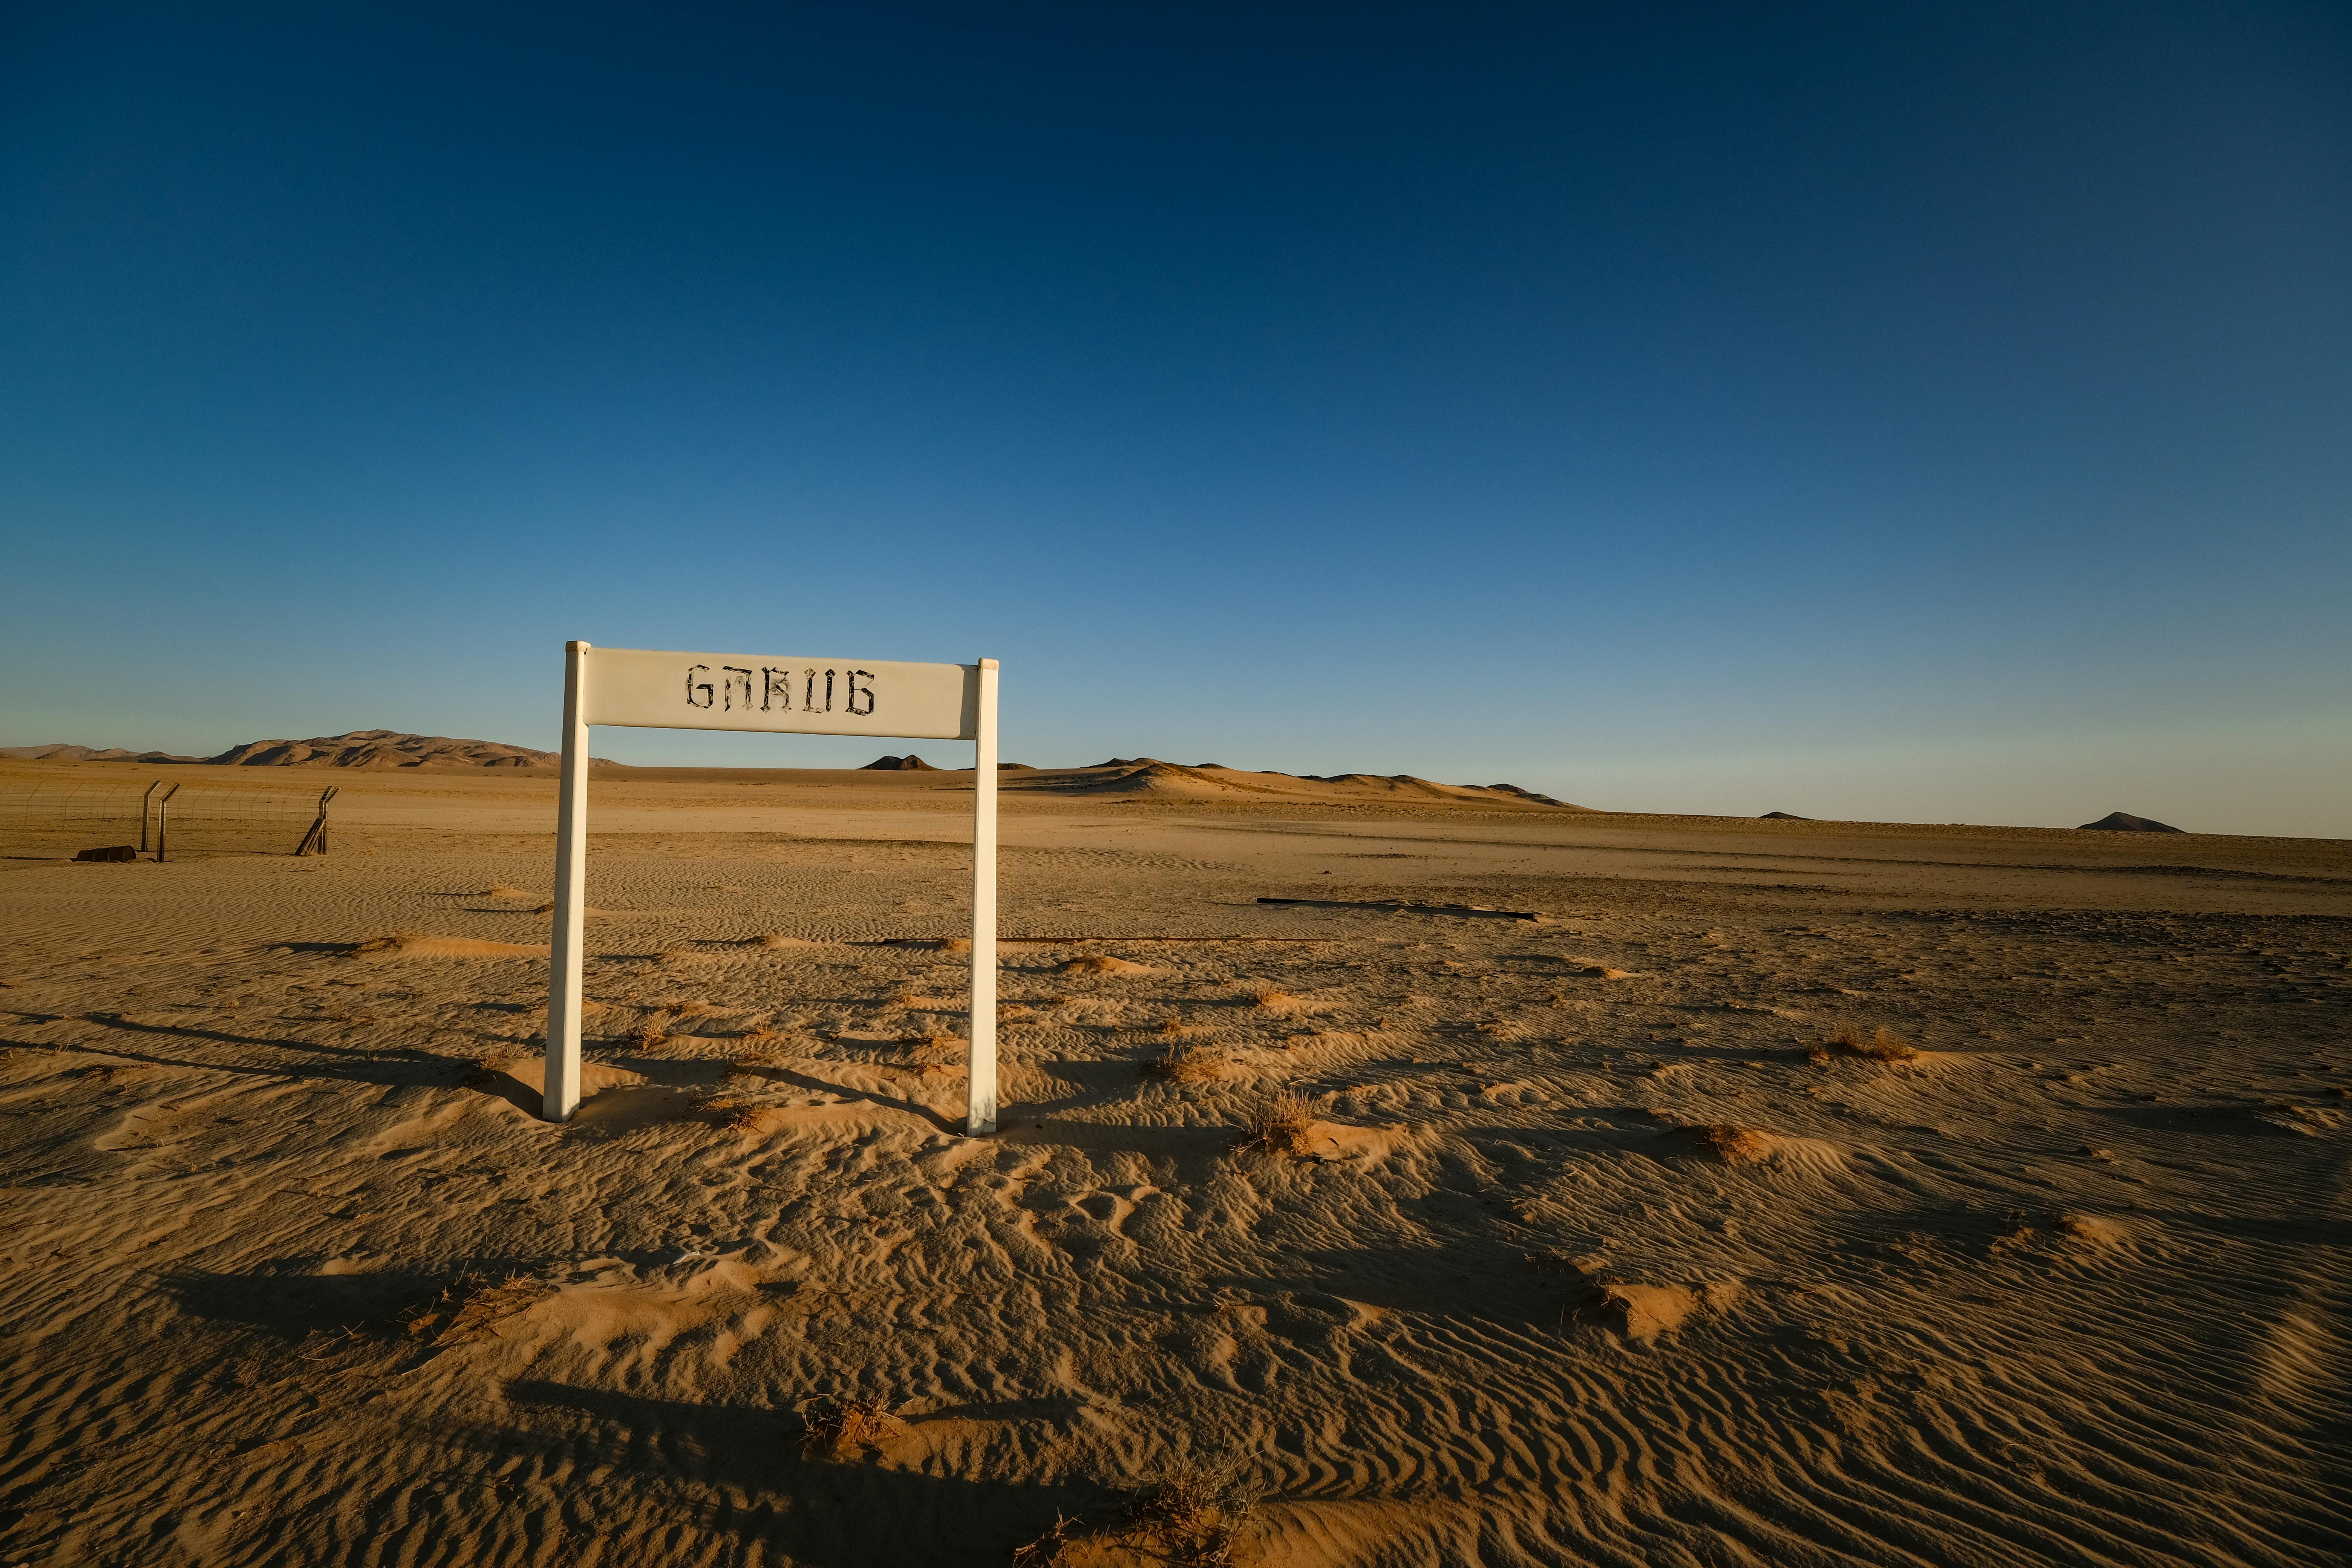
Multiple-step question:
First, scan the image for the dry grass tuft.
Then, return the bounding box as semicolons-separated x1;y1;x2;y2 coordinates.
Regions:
401;1271;554;1346
1828;1026;1919;1063
1010;1511;1080;1567
458;1053;516;1090
630;1023;672;1052
1236;1091;1317;1156
703;1096;770;1132
1142;1040;1229;1083
1011;1462;1255;1568
891;1031;966;1063
800;1395;900;1454
1123;1464;1256;1566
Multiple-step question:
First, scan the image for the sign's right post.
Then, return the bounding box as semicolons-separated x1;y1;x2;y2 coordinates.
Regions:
968;658;999;1135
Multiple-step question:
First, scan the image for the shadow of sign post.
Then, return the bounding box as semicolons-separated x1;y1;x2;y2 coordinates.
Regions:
544;642;1000;1133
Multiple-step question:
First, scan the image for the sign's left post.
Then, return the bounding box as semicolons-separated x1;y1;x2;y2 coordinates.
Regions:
544;640;592;1122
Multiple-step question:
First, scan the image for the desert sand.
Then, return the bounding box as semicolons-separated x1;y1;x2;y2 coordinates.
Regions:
2;756;2347;1565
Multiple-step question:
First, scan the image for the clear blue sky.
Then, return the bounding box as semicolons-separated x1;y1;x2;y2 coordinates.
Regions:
3;3;2346;834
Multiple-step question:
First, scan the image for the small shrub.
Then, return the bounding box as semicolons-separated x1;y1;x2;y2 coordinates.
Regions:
1827;1026;1918;1063
1125;1462;1256;1565
801;1395;899;1454
1011;1461;1255;1568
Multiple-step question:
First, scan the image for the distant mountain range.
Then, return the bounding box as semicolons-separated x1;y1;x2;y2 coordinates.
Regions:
0;730;617;770
0;737;2188;828
859;754;1593;808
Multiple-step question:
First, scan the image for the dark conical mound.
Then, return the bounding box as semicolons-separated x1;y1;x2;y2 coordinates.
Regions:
1760;811;1811;821
2078;811;2184;833
861;754;937;771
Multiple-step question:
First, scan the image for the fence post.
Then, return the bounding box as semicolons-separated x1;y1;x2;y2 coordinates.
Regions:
155;784;180;862
140;781;160;854
294;786;337;856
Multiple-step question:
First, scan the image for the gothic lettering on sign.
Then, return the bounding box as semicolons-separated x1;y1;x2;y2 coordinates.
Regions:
681;661;887;720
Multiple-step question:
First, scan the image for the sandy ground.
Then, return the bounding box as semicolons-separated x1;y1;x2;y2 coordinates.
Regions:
2;760;2348;1566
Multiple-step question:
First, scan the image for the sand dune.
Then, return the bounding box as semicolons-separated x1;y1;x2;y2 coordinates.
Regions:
1007;758;1595;809
1;760;2347;1565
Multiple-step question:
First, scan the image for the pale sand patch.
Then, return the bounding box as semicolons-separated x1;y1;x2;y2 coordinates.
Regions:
1061;954;1156;975
1655;1123;1848;1174
1598;1281;1743;1343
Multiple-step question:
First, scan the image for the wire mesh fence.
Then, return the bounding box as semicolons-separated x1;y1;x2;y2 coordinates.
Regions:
0;775;342;860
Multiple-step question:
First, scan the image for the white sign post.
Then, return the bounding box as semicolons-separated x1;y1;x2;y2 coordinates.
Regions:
543;642;1000;1134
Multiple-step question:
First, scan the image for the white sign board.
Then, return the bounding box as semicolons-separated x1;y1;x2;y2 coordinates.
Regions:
543;642;1000;1135
583;647;979;740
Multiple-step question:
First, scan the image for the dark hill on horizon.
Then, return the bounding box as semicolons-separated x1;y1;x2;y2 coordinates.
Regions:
1;730;617;770
2079;810;2186;833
